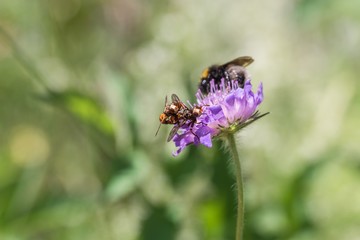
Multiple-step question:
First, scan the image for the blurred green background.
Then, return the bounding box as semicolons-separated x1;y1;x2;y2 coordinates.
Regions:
1;0;360;239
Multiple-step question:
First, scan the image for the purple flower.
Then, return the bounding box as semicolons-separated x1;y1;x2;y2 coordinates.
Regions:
171;79;267;156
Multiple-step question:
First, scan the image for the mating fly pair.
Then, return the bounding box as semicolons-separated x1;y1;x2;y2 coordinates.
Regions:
155;94;203;142
157;56;254;141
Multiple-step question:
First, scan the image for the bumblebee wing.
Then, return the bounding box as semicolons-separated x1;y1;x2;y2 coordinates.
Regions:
167;125;180;142
223;56;254;68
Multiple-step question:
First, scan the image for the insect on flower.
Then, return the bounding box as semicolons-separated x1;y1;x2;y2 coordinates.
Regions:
199;56;254;94
170;79;268;156
155;94;204;142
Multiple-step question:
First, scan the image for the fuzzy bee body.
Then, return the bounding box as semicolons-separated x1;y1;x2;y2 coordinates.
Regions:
199;56;254;94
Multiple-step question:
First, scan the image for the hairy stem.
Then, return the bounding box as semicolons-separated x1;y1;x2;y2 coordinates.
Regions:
226;133;244;240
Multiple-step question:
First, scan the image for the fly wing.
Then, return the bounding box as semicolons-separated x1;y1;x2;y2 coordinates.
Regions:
171;94;188;109
167;125;180;142
171;94;181;103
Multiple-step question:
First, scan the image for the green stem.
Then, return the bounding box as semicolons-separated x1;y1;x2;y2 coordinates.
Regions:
226;133;244;240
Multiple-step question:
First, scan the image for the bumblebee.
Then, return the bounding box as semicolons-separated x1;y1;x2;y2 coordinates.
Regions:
198;56;254;94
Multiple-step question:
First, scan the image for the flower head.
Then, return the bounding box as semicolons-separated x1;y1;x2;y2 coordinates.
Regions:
171;79;267;156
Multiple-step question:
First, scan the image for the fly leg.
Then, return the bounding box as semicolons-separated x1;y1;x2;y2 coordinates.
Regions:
188;122;200;142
